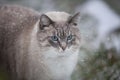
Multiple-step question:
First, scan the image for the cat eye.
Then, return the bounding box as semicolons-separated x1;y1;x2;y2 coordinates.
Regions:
67;35;73;41
51;36;58;41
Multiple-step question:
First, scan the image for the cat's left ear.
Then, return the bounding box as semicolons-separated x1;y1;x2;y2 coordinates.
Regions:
68;12;80;26
39;14;54;30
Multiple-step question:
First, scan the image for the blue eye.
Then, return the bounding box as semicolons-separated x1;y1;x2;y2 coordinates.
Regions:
51;36;58;41
67;35;73;41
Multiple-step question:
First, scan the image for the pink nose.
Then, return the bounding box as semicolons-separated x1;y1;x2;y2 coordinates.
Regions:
61;46;66;51
60;42;67;51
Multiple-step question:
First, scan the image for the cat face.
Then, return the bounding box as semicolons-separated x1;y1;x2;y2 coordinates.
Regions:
37;12;80;53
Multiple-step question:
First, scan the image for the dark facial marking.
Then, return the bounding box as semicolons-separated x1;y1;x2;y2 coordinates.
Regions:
67;36;76;48
48;38;59;48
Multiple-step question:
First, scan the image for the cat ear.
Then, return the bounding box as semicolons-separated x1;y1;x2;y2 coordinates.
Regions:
39;14;53;30
68;12;80;26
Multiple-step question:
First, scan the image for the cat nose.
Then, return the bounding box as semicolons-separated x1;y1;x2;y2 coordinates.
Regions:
60;42;67;51
61;46;66;51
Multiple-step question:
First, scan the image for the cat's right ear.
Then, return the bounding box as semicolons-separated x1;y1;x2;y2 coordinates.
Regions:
39;14;53;30
67;12;80;26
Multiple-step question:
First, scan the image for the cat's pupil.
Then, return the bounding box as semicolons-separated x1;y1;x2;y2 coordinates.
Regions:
67;35;72;41
51;36;58;41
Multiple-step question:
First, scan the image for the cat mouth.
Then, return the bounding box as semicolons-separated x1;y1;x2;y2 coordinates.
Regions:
58;50;72;57
58;48;66;52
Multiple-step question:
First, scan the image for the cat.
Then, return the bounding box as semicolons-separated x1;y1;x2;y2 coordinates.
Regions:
0;5;81;80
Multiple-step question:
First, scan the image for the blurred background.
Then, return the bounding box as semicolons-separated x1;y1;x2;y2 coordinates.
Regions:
0;0;120;80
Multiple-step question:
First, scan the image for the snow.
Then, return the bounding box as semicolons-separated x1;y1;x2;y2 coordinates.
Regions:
76;0;120;50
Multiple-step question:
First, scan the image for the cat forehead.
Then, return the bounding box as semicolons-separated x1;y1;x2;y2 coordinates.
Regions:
52;24;77;38
45;12;70;22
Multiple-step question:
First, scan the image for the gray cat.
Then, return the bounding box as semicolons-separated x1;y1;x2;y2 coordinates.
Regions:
0;5;81;80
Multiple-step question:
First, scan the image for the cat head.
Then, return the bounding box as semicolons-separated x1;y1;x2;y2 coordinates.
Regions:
37;12;80;54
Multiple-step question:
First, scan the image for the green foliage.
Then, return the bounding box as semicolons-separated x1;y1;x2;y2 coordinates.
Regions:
0;67;9;80
73;44;120;80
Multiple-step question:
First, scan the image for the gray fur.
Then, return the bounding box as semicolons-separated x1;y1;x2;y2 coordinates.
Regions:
0;5;80;80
